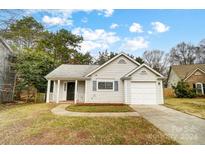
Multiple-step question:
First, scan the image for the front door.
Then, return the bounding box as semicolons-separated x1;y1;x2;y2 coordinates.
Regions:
67;82;75;100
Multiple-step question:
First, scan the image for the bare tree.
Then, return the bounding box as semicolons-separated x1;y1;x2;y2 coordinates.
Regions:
197;39;205;64
0;10;23;30
143;50;169;75
169;42;198;65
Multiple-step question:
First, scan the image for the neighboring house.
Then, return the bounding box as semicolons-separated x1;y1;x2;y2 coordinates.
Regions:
167;64;205;95
45;53;164;104
0;37;16;102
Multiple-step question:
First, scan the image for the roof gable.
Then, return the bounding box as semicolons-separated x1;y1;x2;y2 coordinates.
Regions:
85;53;140;77
124;64;164;78
184;68;205;81
171;64;205;80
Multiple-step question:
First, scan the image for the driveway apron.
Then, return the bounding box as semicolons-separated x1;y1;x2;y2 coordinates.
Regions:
130;105;205;145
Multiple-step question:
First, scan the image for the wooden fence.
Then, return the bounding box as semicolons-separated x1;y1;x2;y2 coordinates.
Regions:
164;88;175;98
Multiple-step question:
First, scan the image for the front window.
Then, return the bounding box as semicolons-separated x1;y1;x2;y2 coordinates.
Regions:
98;81;114;90
196;83;204;95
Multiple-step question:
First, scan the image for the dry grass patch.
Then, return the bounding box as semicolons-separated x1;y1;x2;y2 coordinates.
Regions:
0;103;177;145
165;98;205;119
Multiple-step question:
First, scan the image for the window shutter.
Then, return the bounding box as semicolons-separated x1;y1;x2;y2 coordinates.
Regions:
93;81;97;91
203;84;205;94
114;81;118;91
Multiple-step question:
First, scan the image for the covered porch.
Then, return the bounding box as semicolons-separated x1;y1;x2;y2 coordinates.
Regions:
46;79;86;103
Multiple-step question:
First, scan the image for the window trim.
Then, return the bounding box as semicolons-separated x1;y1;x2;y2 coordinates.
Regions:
195;82;204;95
97;80;114;91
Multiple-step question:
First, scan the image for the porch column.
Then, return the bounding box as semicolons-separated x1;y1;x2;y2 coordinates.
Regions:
74;80;78;104
46;80;51;103
56;80;60;103
124;80;128;103
84;80;87;103
53;81;56;101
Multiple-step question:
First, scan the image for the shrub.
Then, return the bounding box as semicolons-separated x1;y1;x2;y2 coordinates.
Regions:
172;81;196;98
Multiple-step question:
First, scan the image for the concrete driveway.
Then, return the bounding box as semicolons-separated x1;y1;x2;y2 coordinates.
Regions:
130;105;205;145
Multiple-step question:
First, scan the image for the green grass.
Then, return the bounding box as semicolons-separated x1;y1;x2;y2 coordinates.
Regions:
0;103;177;145
66;104;134;112
165;98;205;119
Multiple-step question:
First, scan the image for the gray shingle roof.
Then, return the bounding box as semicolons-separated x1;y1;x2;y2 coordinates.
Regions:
172;64;205;79
45;64;99;80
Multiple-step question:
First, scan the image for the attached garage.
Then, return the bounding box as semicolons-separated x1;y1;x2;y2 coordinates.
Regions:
124;64;164;105
130;81;157;104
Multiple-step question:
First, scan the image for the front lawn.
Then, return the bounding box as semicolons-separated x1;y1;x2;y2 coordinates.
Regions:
0;103;177;144
165;98;205;119
66;104;134;112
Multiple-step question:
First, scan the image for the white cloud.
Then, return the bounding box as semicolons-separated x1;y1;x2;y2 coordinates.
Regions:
98;9;114;17
151;21;170;33
110;23;119;29
121;37;148;51
42;15;72;26
26;9;76;18
129;22;143;33
103;9;114;17
28;9;114;28
72;27;119;52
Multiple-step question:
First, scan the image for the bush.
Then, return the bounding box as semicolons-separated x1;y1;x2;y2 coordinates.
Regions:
172;81;196;98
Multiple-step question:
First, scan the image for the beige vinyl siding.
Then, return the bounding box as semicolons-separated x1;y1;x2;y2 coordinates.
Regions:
131;67;158;81
60;81;67;101
167;69;181;88
76;81;85;103
85;55;138;103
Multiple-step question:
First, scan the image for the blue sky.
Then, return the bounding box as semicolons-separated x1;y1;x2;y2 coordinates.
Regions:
26;9;205;56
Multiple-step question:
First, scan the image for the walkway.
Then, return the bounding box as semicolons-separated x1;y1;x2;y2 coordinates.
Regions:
130;105;205;145
51;104;140;117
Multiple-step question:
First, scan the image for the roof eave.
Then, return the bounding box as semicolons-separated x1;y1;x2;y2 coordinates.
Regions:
45;76;91;80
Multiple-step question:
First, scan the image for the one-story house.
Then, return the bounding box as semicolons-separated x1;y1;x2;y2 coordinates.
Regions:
167;64;205;95
45;53;164;104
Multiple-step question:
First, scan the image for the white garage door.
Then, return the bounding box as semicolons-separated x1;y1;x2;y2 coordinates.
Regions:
130;82;157;104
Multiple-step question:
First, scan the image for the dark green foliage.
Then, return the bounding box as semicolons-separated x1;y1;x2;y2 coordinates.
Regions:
70;52;93;64
15;49;54;92
37;29;83;64
2;17;88;95
95;50;117;65
135;56;144;64
172;81;196;98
